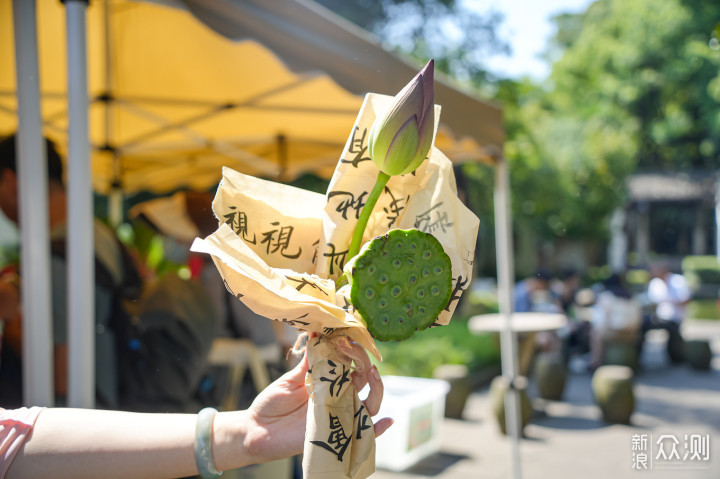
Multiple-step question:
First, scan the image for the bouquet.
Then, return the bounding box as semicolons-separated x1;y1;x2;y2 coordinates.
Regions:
191;60;479;478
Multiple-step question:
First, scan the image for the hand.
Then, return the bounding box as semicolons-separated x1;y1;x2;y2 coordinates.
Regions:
239;354;312;463
218;345;393;468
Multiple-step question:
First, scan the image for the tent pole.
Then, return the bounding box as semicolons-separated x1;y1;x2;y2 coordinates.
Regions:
277;134;287;181
64;0;95;409
102;0;124;227
109;184;123;227
493;156;522;479
716;181;720;263
12;0;54;407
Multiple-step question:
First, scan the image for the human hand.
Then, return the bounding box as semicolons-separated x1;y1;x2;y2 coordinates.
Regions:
215;343;393;469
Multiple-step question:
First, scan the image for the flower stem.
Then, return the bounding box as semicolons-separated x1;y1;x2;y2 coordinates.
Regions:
347;171;391;262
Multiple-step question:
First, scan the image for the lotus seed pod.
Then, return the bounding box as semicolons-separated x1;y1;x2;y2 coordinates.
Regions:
346;228;452;341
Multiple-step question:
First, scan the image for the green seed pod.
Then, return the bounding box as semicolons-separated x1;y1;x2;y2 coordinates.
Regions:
345;228;452;341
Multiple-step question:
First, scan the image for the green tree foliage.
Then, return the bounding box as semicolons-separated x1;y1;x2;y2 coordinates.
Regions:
505;0;720;241
315;0;509;84
549;0;720;172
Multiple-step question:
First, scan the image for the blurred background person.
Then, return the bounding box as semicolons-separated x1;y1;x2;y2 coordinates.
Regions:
514;269;557;314
0;133;141;408
552;268;582;317
128;191;296;408
589;273;641;371
637;261;691;364
514;269;563;354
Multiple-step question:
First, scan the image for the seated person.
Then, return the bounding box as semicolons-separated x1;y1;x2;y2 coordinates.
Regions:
636;261;691;364
589;273;641;370
514;270;563;353
552;268;582;316
514;269;555;314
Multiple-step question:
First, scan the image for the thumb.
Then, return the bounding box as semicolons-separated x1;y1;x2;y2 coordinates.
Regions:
282;351;309;385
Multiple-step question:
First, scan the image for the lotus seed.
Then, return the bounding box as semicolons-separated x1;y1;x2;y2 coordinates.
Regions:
423;250;431;259
366;288;375;299
397;316;404;323
381;315;389;323
395;241;403;249
381;251;388;258
409;275;417;284
410;243;417;251
368;265;376;274
431;286;440;296
422;269;430;278
417;289;425;298
379;299;387;308
391;286;402;297
393;259;402;268
419;306;426;314
407;258;414;266
380;275;388;284
404;303;412;312
434;266;443;275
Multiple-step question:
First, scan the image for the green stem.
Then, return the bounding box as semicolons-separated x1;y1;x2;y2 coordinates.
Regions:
347;171;391;262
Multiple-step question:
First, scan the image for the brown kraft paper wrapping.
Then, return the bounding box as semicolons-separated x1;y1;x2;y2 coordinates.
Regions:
302;334;375;479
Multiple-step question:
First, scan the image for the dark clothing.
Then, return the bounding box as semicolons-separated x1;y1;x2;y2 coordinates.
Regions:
636;314;685;364
0;219;132;408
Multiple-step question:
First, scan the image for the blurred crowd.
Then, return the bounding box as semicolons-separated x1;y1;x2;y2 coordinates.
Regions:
513;262;692;372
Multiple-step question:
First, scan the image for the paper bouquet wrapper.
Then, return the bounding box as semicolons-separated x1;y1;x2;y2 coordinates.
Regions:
191;92;479;479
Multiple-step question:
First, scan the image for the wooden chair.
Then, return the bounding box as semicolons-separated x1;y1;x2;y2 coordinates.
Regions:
206;338;278;411
206;338;293;479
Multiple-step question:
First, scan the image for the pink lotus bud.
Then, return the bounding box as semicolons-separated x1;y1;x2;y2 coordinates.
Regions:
368;60;434;176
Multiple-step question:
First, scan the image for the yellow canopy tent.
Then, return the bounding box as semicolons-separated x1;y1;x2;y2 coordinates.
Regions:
182;0;504;156
0;0;497;197
0;0;366;194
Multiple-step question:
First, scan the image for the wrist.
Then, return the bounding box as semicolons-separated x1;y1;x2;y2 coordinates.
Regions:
212;410;252;471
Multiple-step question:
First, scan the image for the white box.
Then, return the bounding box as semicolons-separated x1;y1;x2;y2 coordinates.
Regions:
372;375;450;471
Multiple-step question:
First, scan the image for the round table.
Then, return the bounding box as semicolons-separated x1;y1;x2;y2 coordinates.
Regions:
469;312;568;375
469;312;567;334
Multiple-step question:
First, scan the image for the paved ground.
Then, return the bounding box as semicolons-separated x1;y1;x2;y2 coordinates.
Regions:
371;319;720;479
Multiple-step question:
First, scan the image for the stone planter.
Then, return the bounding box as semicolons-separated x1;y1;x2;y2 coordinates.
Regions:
592;365;634;424
489;375;533;436
533;352;567;401
667;334;686;364
433;364;471;419
684;339;712;371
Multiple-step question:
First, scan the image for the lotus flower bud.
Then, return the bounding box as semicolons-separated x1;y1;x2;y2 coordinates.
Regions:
368;60;435;176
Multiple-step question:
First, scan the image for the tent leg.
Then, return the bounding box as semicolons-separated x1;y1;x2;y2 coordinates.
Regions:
716;182;720;263
13;0;54;407
494;157;522;479
65;0;95;409
108;188;124;227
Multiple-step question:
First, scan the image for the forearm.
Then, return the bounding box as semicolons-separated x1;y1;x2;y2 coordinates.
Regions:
8;408;252;479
